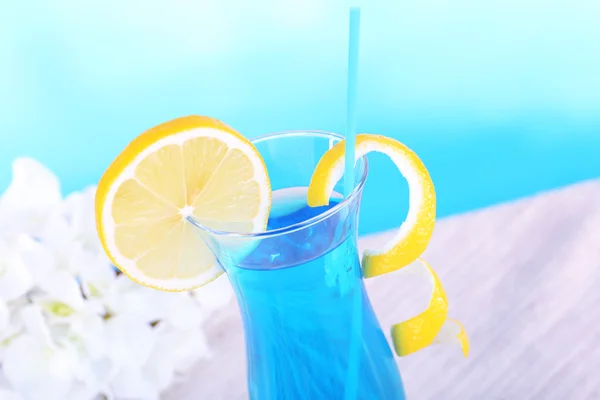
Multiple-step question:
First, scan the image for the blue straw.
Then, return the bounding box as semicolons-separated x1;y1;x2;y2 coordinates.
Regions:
344;7;362;400
343;7;361;198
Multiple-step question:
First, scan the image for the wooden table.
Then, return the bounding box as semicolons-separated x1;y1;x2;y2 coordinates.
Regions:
166;179;600;400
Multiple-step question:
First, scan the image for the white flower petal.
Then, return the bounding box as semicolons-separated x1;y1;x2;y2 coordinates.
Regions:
0;158;62;211
61;190;84;222
110;367;159;400
15;234;56;285
18;304;53;345
86;357;114;386
3;334;48;382
159;327;211;373
49;345;81;380
0;298;9;331
63;186;99;241
0;389;25;400
0;158;62;237
0;210;30;240
105;315;155;369
99;389;115;400
80;297;107;315
38;270;85;311
162;294;204;330
0;249;34;301
11;379;73;400
105;287;166;323
67;351;113;394
0;375;23;400
114;273;136;291
68;313;109;360
192;273;233;316
38;210;74;260
3;334;76;400
75;248;116;297
0;314;22;348
142;342;175;391
65;382;101;400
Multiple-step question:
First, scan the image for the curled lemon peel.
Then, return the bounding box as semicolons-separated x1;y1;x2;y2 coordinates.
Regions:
307;133;469;357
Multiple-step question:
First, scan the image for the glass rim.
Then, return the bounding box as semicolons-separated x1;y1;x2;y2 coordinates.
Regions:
186;130;369;239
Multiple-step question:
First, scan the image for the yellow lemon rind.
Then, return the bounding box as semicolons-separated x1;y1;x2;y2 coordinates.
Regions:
307;133;436;277
389;259;469;357
306;134;469;357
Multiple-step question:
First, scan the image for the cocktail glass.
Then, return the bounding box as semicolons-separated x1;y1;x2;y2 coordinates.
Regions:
189;130;407;400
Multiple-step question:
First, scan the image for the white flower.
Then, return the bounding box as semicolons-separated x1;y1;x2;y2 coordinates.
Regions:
108;366;160;400
2;305;79;400
140;324;210;394
13;234;56;286
0;373;24;400
3;333;78;400
38;209;78;272
77;249;119;307
0;158;226;399
62;186;103;254
160;326;211;374
0;158;62;238
35;270;86;315
0;389;24;400
191;273;233;317
0;300;9;331
0;243;34;302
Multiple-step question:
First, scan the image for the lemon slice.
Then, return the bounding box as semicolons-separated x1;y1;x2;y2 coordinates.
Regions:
95;116;271;292
307;133;469;357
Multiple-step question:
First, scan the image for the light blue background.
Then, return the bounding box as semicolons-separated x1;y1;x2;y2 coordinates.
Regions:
2;0;599;234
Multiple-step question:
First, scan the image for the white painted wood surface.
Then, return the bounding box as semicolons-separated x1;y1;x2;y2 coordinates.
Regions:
166;180;600;400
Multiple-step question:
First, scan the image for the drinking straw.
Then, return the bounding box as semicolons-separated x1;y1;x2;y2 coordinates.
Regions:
344;7;362;400
343;7;361;198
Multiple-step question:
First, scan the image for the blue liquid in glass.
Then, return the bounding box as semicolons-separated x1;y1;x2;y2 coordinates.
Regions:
227;192;406;400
